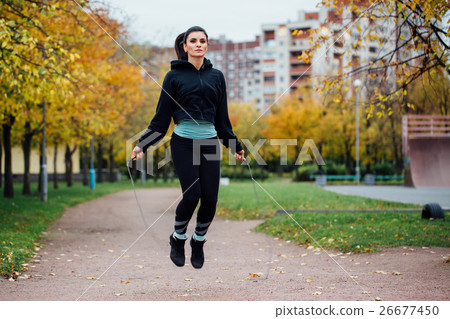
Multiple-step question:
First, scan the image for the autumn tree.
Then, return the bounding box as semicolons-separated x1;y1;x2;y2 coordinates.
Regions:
308;0;449;117
262;95;323;180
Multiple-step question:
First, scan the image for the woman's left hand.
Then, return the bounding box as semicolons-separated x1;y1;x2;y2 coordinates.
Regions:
234;150;245;163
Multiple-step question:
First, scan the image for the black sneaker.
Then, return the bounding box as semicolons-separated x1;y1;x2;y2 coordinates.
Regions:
169;234;186;267
190;237;206;269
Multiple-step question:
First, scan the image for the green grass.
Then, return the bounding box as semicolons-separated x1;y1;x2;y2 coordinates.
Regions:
216;181;449;253
255;211;450;253
0;178;179;278
216;181;420;220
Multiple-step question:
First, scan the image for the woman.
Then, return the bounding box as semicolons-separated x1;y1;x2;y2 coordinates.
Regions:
131;26;245;269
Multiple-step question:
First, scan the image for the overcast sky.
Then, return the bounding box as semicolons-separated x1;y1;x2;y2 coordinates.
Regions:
102;0;322;46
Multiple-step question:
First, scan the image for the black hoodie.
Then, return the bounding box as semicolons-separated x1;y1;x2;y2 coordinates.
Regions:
137;58;243;153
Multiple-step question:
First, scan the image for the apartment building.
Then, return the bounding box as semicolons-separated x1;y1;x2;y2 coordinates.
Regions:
206;35;261;106
260;9;327;110
206;3;403;111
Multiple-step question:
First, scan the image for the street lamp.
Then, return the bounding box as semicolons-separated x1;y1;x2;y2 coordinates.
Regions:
354;79;362;184
41;99;48;201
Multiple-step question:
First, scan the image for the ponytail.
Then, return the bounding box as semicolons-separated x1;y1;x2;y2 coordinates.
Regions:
174;32;188;60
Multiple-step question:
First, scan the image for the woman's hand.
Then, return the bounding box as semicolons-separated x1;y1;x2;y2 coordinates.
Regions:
131;146;144;161
234;149;245;163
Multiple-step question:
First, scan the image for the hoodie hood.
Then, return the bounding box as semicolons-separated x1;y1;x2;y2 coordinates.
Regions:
171;58;213;70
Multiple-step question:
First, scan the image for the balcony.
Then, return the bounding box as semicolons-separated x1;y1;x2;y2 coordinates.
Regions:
290;64;311;75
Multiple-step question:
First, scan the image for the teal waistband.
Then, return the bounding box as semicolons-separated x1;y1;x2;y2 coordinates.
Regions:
173;119;217;139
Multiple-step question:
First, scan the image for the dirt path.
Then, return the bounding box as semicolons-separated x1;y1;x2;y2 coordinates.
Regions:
1;188;448;301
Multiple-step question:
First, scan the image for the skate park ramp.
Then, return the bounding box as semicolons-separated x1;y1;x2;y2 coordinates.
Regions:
408;138;450;187
403;115;450;187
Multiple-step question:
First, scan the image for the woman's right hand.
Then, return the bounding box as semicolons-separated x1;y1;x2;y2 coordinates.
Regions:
131;146;144;161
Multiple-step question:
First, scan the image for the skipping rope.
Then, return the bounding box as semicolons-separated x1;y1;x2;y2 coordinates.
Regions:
127;155;273;280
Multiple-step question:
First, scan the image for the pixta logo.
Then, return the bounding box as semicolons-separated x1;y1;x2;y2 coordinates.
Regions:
127;131;325;176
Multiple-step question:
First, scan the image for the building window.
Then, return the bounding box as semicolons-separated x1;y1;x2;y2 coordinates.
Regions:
239;62;244;68
264;75;275;82
229;53;235;60
280;76;284;82
263;51;275;59
229;62;235;69
264;85;275;94
264;39;276;48
263;62;275;71
230;91;235;98
229;72;235;78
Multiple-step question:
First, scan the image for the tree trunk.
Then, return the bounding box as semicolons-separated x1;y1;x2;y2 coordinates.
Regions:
0;130;3;189
96;140;103;183
153;149;159;182
38;152;42;193
277;162;282;177
81;144;89;186
22;122;33;195
108;142;115;182
344;141;352;175
2;117;15;198
65;144;77;187
259;165;265;181
163;164;168;183
53;143;59;189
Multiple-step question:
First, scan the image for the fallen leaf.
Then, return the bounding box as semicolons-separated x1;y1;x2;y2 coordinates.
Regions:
373;270;388;275
135;265;145;269
249;273;260;277
49;273;56;276
115;293;125;296
301;253;308;257
312;291;322;295
155;276;162;279
86;277;98;280
375;297;382;301
305;279;314;283
120;280;130;284
350;275;359;279
361;291;371;294
184;278;192;281
98;284;105;287
392;272;403;276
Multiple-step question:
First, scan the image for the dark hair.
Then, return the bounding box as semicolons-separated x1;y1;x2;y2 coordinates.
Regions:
174;26;208;60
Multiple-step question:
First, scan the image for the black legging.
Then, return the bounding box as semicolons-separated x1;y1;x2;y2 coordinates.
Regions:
170;132;221;237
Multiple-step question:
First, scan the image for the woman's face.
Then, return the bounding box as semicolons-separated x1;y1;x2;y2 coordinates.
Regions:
183;31;208;58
